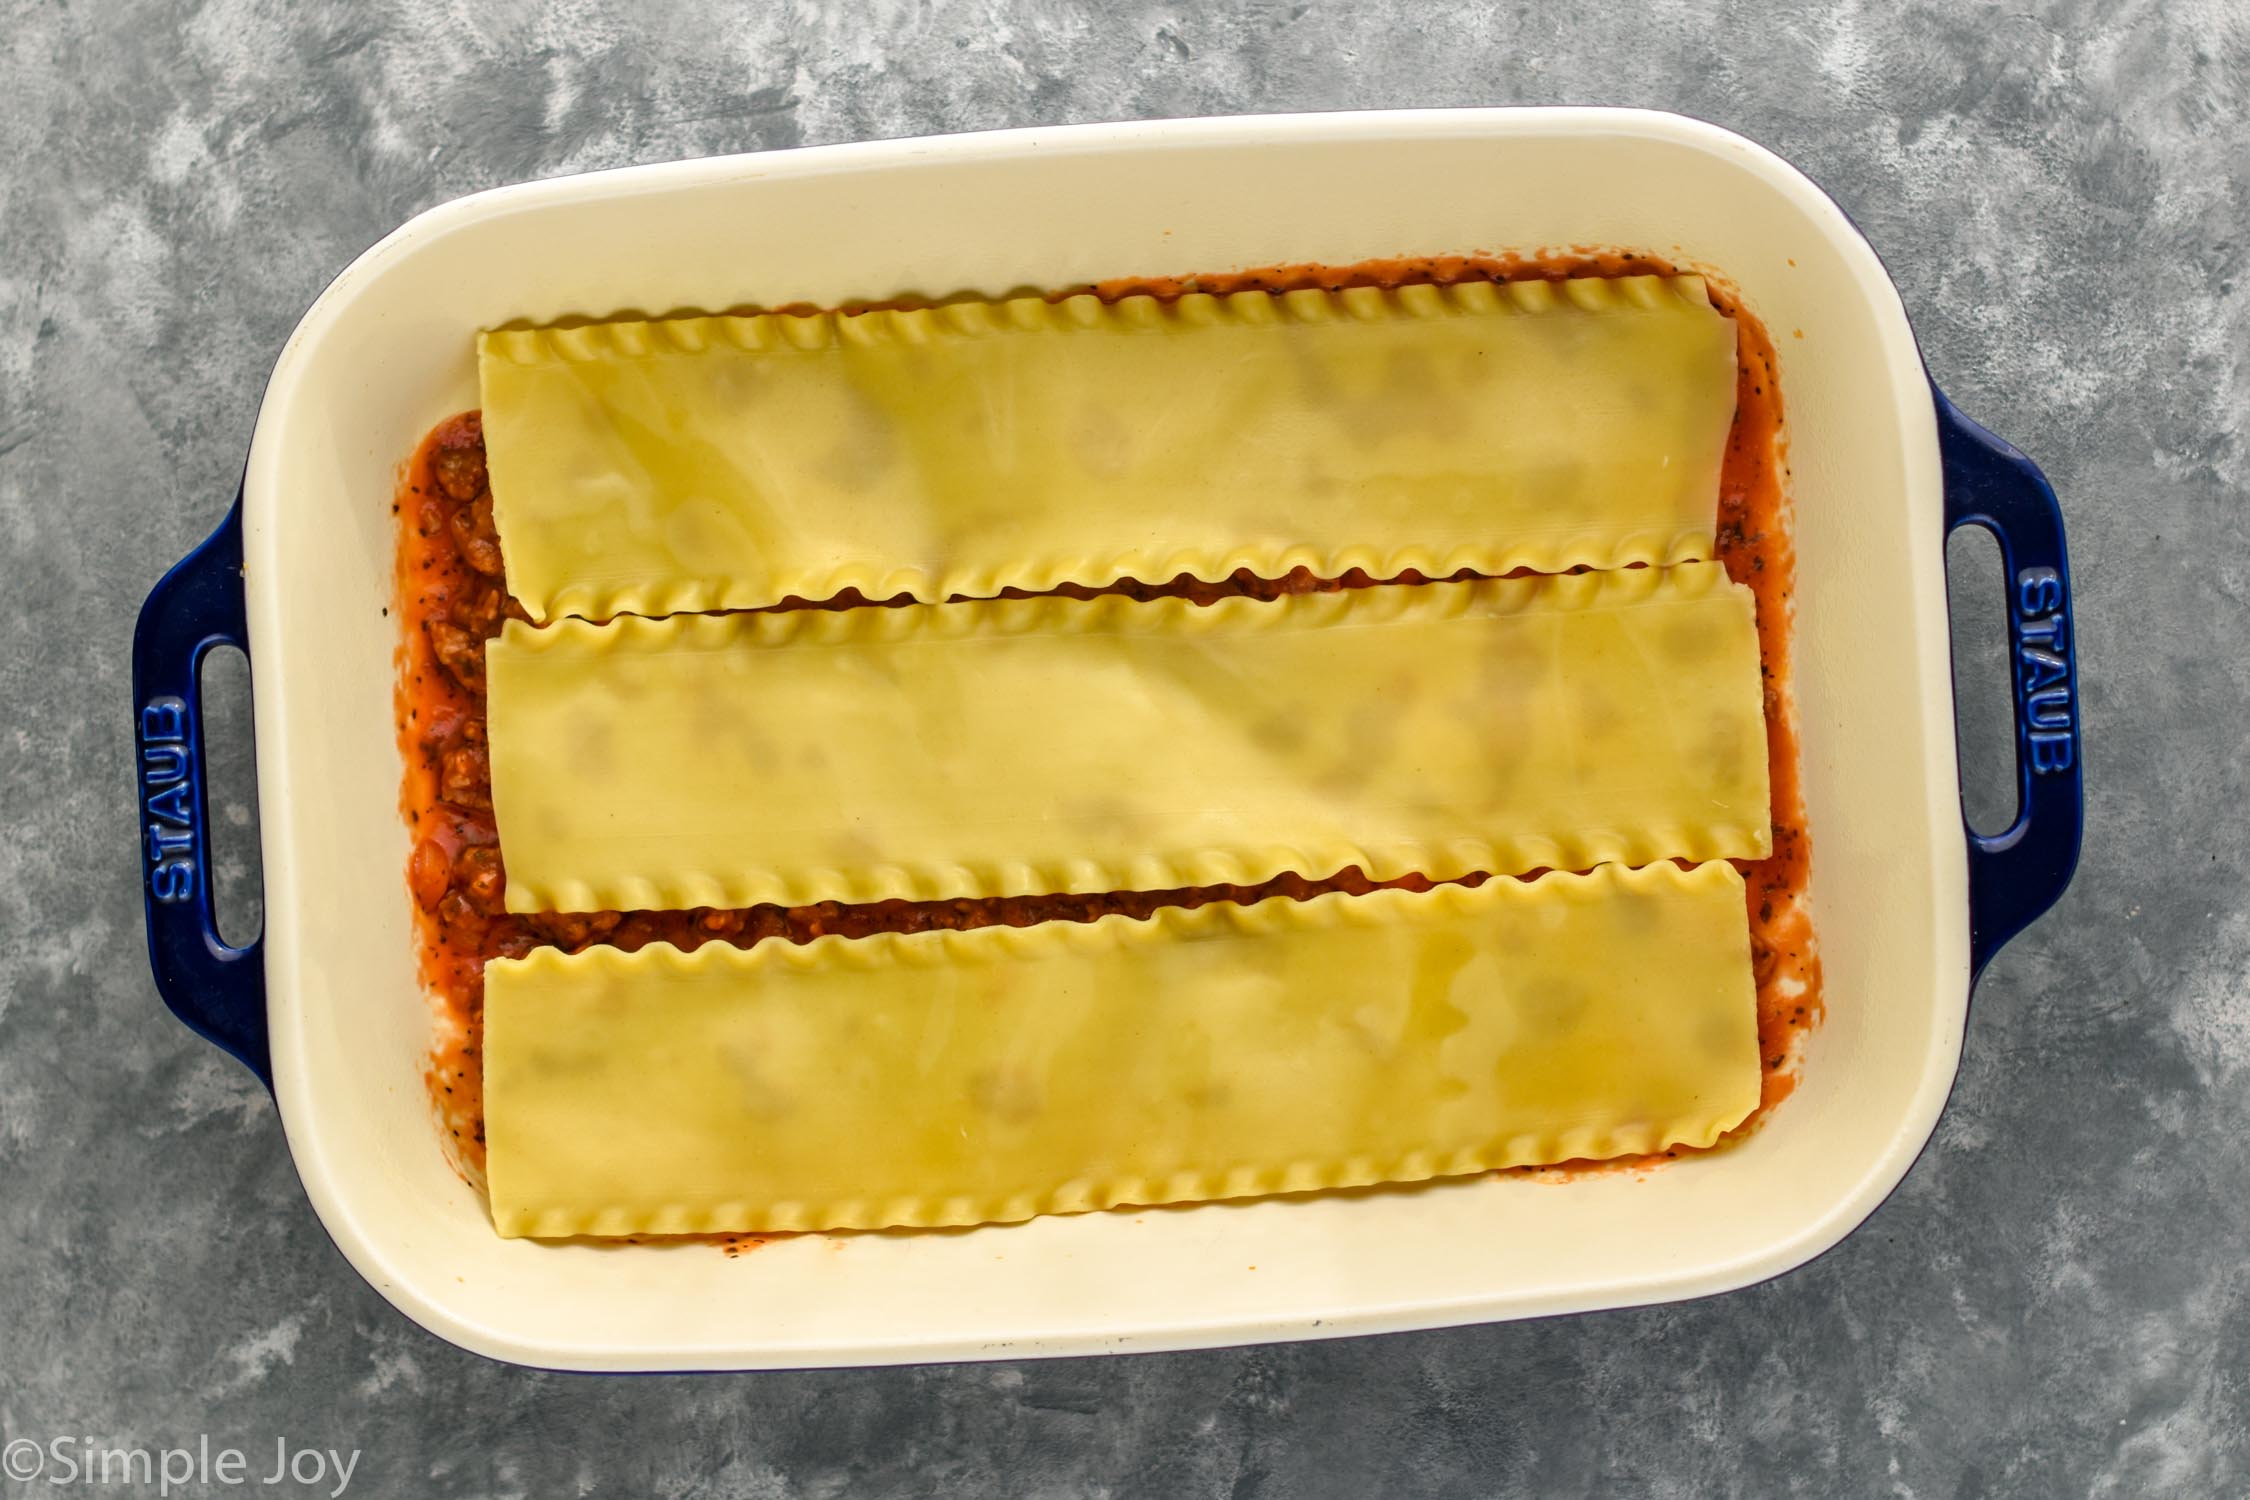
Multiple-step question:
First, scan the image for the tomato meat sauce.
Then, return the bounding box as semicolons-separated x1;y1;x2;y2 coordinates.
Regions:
398;252;1819;1192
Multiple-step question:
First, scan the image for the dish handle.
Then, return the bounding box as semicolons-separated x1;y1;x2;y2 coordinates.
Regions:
1936;388;2084;979
132;490;272;1086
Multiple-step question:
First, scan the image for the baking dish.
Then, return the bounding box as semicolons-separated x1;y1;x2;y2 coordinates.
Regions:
132;108;2081;1371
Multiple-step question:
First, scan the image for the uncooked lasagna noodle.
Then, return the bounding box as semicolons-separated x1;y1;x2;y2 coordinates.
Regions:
483;863;1762;1237
479;276;1738;621
486;564;1771;913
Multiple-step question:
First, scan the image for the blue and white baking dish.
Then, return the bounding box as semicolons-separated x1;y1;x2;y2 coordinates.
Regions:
133;108;2081;1370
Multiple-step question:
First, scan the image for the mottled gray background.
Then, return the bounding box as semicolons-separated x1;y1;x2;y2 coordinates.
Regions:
2;0;2244;1495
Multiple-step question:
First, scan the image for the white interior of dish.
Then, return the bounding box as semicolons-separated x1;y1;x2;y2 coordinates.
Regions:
244;108;1966;1371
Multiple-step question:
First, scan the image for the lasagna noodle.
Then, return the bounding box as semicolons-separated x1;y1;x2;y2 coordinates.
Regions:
479;276;1738;621
483;864;1763;1238
486;564;1772;913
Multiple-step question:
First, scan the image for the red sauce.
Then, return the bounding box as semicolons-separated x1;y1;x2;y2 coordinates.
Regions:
396;252;1818;1199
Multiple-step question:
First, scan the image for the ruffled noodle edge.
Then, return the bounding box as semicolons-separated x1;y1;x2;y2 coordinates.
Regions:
480;274;1716;366
499;1119;1737;1238
504;826;1772;916
503;556;1738;653
489;864;1754;1238
520;529;1720;627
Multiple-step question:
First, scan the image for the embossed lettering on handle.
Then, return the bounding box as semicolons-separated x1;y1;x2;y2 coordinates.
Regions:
2013;565;2073;774
140;695;200;903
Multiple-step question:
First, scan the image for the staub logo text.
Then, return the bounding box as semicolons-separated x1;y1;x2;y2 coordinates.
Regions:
140;696;198;902
2014;566;2073;774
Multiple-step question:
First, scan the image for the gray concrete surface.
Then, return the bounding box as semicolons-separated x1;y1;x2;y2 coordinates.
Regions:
2;1;2244;1495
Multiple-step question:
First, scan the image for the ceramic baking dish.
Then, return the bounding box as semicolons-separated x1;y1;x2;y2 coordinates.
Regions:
132;108;2082;1371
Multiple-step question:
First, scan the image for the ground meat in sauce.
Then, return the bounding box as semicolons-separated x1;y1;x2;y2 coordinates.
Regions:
452;582;506;635
439;741;492;809
454;845;507;914
430;418;488;501
425;618;486;695
400;253;1820;1179
449;495;506;576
